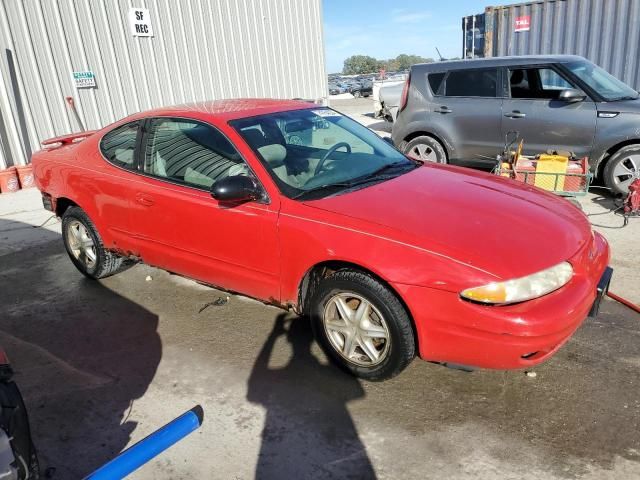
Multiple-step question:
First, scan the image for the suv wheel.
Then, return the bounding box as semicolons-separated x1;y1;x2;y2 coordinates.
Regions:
403;136;447;164
309;269;416;381
603;145;640;195
353;90;361;98
62;206;129;279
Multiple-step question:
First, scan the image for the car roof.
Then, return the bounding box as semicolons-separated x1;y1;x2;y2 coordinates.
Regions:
412;55;586;72
130;98;317;123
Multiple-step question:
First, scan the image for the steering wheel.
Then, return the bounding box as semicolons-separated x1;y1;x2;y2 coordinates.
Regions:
314;142;351;175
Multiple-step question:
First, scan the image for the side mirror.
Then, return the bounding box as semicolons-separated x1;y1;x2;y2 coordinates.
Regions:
211;175;260;202
558;88;586;103
383;137;394;145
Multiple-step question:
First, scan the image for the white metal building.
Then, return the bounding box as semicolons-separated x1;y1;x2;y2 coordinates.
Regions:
0;0;327;169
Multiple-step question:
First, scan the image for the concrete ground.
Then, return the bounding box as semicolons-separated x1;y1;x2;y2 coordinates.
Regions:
1;102;639;479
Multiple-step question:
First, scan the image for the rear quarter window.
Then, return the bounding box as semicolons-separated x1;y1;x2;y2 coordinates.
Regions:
428;72;446;95
443;68;498;97
100;121;139;168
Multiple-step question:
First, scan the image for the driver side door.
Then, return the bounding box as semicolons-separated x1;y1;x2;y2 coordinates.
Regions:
127;117;281;301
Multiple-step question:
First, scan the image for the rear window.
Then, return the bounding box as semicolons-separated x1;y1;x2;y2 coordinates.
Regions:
428;72;446;95
444;68;498;97
100;121;139;168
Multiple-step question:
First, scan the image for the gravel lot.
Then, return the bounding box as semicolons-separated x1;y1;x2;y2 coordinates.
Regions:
0;102;638;479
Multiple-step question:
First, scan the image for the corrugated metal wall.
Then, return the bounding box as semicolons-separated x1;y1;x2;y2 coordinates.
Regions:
0;0;327;168
485;0;640;90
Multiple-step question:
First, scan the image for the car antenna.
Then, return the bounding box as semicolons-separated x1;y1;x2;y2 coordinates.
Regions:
435;47;445;61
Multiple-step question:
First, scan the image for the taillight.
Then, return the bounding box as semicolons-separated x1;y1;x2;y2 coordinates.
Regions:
399;74;411;113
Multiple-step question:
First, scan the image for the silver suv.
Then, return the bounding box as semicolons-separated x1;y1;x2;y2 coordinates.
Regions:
392;55;640;195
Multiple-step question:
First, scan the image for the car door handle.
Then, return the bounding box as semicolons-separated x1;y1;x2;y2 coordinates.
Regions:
135;193;155;206
434;106;452;114
504;111;526;118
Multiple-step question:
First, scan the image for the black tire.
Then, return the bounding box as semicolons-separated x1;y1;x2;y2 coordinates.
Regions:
0;381;39;480
353;90;361;98
61;206;127;279
402;135;447;164
309;269;415;381
603;145;640;195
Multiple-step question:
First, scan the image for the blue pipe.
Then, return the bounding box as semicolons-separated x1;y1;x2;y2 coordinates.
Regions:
85;405;204;480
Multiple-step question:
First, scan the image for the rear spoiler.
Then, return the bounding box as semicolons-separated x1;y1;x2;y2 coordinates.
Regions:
41;130;98;147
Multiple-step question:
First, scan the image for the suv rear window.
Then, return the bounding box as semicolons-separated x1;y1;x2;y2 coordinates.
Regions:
444;68;498;97
428;73;445;95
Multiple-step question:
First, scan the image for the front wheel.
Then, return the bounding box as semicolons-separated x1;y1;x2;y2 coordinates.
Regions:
353;90;361;98
309;270;416;381
603;145;640;195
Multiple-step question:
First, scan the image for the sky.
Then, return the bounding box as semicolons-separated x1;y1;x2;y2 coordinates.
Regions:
323;0;511;73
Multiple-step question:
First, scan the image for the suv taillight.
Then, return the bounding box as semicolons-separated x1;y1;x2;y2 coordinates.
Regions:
399;74;411;113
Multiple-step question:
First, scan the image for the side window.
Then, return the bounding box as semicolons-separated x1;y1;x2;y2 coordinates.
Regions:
143;118;247;189
510;67;574;99
428;72;446;95
100;122;139;168
444;69;498;97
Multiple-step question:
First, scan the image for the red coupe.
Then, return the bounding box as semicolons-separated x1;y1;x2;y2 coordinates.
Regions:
32;99;611;380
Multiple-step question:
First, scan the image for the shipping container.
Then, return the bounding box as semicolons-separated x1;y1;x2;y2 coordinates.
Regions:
0;0;327;169
463;0;640;90
462;13;486;59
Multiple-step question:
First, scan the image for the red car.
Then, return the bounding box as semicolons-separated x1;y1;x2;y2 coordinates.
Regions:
32;99;611;381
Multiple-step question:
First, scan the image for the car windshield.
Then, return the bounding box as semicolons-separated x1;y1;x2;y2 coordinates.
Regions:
230;108;416;200
565;60;639;101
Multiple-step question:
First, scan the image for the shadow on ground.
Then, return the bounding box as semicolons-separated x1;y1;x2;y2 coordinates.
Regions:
247;313;376;479
0;219;161;478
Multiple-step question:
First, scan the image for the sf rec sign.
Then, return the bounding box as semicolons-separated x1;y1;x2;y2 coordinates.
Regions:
128;8;154;37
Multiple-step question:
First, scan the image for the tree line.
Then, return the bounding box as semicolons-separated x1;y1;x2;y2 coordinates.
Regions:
341;54;434;75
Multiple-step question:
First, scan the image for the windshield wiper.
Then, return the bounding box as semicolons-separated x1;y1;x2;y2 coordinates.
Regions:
291;182;354;200
359;160;415;180
291;161;416;200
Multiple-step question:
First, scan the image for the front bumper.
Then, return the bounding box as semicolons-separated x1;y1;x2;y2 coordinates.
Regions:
393;232;610;370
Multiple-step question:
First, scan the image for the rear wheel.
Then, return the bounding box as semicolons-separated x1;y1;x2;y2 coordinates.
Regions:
403;135;447;164
309;269;415;381
62;206;128;279
353;90;361;98
603;145;640;195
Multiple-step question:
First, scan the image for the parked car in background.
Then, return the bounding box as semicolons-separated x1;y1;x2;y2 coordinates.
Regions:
33;99;610;381
392;55;640;194
350;80;373;98
377;82;404;121
328;83;347;95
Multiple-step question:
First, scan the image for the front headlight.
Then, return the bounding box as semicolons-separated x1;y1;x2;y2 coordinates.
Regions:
460;261;573;305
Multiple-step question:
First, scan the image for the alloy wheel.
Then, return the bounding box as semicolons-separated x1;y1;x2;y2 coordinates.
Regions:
410;143;438;162
66;220;97;269
612;154;640;191
322;292;390;366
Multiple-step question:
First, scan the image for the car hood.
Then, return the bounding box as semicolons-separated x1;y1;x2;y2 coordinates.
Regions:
302;164;592;280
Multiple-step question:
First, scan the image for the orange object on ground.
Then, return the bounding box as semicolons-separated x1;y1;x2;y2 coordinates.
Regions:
607;291;640;314
534;154;569;191
564;157;589;192
16;164;35;188
0;167;20;193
